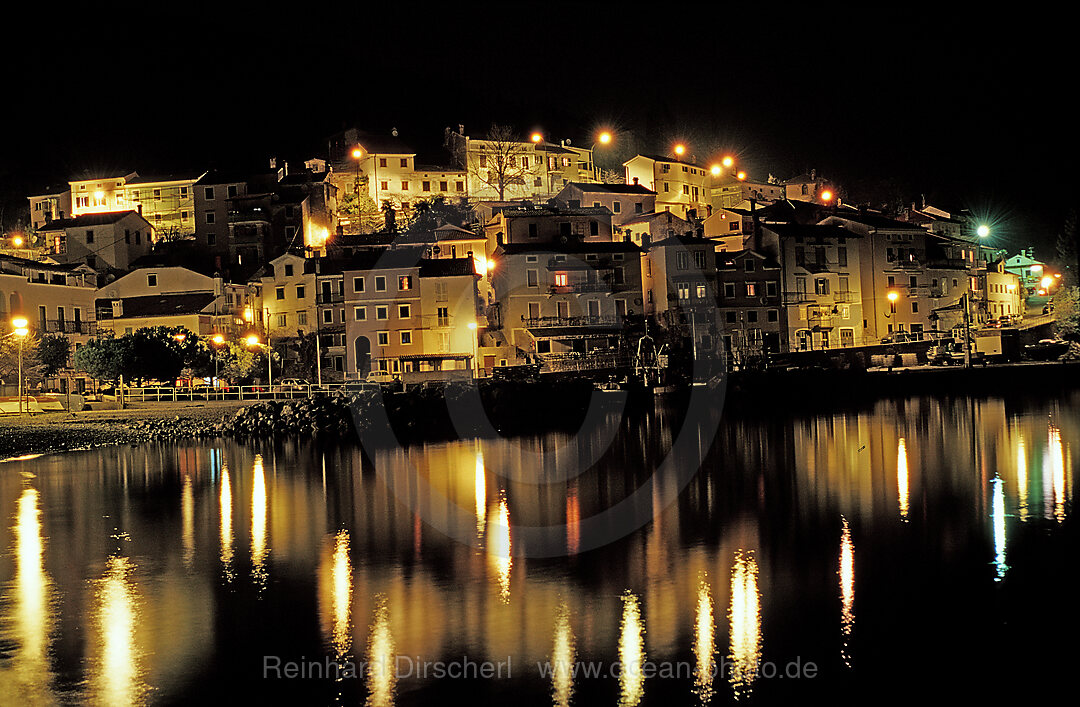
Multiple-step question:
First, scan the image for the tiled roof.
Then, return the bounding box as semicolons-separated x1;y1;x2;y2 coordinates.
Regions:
95;292;217;319
37;211;148;230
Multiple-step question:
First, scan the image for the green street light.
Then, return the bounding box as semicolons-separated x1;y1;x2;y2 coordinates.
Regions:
977;225;990;238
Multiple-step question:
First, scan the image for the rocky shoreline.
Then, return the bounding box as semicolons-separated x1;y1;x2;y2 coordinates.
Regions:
0;381;600;460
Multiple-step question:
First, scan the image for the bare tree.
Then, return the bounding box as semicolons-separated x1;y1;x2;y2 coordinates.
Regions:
468;125;540;201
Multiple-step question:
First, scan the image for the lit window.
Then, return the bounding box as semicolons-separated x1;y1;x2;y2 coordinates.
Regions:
554;272;568;287
400;330;412;344
398;275;412;291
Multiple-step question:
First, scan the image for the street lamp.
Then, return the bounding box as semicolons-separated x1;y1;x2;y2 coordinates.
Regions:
246;335;273;389
211;334;225;388
590;131;614;180
673;143;686;158
12;317;29;414
885;290;900;317
467;321;479;377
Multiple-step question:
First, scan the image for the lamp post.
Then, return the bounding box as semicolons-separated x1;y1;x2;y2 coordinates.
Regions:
246;334;273;390
467;321;479;378
590;131;613;181
12;316;29;414
211;334;225;390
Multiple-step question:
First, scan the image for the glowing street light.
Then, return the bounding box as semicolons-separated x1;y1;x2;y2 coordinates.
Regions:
245;335;273;389
710;165;722;176
531;133;543;143
821;189;834;203
674;144;686;157
11;235;23;248
887;291;900;302
598;131;612;145
736;171;747;181
12;316;29;415
977;225;990;239
722;156;735;168
351;147;363;160
1041;276;1054;289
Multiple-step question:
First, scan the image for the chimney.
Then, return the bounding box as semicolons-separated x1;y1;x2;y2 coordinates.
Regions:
632;177;639;186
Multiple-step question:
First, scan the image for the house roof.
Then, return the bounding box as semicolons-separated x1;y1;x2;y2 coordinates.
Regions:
627;154;702;168
649;235;714;248
497;241;640;255
95;292;218;319
562;182;656;196
37;210;149;230
127;171;205;184
620;211;691;227
419;258;476;278
763;223;861;240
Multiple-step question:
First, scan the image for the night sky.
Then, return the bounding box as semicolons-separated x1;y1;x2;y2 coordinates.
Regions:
2;7;1075;257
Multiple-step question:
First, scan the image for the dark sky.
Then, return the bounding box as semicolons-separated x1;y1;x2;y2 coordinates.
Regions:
2;7;1075;258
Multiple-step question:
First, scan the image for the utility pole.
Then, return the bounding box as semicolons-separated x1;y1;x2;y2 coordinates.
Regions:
963;291;972;369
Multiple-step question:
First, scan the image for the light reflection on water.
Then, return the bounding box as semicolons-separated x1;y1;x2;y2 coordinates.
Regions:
0;394;1076;703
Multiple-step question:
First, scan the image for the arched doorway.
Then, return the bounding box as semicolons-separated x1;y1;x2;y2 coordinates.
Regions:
354;336;371;378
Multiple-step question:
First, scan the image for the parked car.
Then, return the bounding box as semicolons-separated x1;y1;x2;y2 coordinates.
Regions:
278;378;311;390
366;370;398;384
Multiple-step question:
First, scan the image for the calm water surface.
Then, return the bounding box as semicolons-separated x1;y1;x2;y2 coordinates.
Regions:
1;393;1077;705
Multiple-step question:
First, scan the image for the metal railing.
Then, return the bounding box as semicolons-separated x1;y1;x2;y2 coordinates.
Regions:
523;315;620;328
115;381;380;403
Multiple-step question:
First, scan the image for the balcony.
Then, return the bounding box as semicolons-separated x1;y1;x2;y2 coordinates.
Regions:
317;292;344;304
524;314;620;329
549;280;631;295
34;320;97;335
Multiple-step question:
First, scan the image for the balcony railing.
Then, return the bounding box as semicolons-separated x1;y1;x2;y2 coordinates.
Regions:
549;281;630;294
34;320;97;335
524;314;620;329
317;292;344;304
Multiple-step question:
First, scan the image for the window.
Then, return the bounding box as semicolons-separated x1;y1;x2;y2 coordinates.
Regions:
554;272;568;287
696;284;707;299
613;202;621;213
353;276;365;292
747;310;758;323
296;285;305;299
422;181;431;191
440;181;448;191
323;309;333;324
911;301;919;313
528;223;539;238
284;263;294;277
400;158;408;168
380;181;389;191
767;309;779;322
205;211;216;224
456;181;464;192
909;276;918;288
376;305;389;320
437;307;449;326
401;181;410;191
837;247;848;267
276;287;285;300
766;281;778;297
677;252;689;270
355;306;366;320
400;330;412;345
204;187;215;200
695;251;706;269
379;158;388;168
746;283;757;297
398;275;412;291
815;278;830;295
726;311;737;323
153;189;161;201
147;274;158;287
398;304;411;319
375;276;386;291
590;221;599;236
724;283;736;298
527;270;538;287
677;282;690;300
744;259;755;272
277;313;287;327
85;229;94;244
377;331;389;346
298;311;308;326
